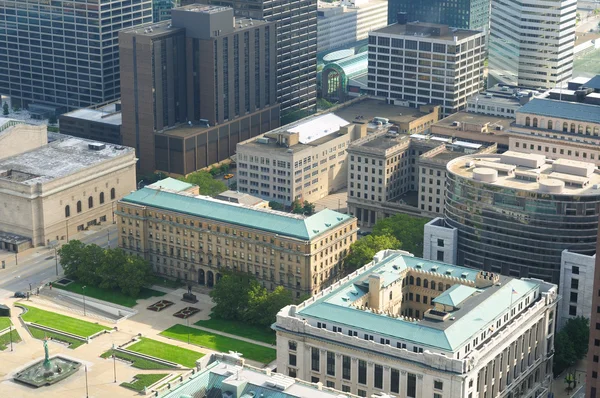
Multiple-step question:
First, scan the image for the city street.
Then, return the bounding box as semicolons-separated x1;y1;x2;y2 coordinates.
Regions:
0;224;117;299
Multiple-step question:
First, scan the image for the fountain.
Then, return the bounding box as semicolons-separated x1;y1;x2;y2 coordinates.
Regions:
14;338;81;387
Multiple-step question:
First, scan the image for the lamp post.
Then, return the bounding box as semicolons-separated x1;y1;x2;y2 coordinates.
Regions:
54;246;59;276
14;253;17;266
9;324;13;351
107;229;110;249
85;365;89;398
82;286;87;316
186;318;190;344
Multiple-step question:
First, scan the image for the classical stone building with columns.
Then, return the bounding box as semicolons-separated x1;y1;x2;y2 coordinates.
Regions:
274;250;558;398
0;120;136;251
116;181;357;297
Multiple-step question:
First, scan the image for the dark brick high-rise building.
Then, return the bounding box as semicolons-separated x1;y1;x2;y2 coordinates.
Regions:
119;4;279;174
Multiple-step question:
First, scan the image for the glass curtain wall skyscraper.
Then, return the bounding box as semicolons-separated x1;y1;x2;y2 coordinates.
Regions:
387;0;491;31
0;0;152;111
488;0;576;89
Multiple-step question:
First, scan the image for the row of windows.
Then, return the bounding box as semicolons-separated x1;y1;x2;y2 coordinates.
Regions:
524;117;600;136
65;187;115;217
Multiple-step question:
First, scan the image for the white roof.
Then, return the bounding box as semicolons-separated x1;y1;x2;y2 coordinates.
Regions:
289;113;350;144
454;140;482;149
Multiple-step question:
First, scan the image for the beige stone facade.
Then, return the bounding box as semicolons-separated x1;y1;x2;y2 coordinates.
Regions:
0;126;136;250
117;185;358;297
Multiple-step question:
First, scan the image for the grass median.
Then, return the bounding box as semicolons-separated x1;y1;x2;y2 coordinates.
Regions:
160;324;277;364
121;373;168;392
20;304;110;338
127;337;203;368
0;329;21;350
28;325;84;349
194;317;276;345
100;349;177;370
54;280;165;308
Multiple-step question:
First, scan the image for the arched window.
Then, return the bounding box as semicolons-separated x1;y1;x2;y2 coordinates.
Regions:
563;122;568;132
409;276;414;285
547;120;553;130
438;283;444;292
578;125;584;134
532;118;538;127
525;117;531;127
99;192;105;204
76;201;82;213
586;126;592;135
570;123;576;133
65;205;71;218
423;279;429;289
594;127;599;136
88;196;94;209
110;188;116;200
416;277;421;287
431;281;436;290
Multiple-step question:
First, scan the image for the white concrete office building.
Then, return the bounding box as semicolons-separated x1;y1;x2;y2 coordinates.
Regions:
275;250;558;398
558;250;595;330
488;0;576;89
317;0;388;53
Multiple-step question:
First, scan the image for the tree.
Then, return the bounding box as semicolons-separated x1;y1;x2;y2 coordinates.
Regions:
58;240;87;278
269;201;285;211
98;248;128;290
371;214;429;257
303;201;315;215
344;234;401;271
182;170;227;197
251;286;294;327
562;317;589;360
210;273;262;320
553;329;578;375
2;102;8;116
118;255;153;297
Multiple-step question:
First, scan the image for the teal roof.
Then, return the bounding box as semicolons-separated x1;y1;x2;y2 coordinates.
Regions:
296;253;540;351
519;98;600;124
148;177;194;192
432;284;478;307
122;187;352;240
323;52;368;80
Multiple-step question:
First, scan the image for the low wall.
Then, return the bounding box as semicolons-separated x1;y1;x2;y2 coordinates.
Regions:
51;288;137;321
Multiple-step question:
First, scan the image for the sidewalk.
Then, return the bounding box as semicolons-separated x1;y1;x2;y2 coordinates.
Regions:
550;359;587;398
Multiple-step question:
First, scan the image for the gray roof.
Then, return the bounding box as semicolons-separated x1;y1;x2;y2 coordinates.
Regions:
585;75;600;90
518;98;600;124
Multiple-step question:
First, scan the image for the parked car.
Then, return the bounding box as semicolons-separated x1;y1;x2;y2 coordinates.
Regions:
224;174;234;180
14;291;26;298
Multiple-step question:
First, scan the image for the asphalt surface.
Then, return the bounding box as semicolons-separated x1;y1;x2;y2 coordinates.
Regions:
0;224;117;299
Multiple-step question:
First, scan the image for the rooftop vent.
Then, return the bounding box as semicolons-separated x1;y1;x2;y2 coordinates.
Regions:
88;142;106;151
461;272;469;279
416;262;423;268
431;265;438;272
446;269;453;275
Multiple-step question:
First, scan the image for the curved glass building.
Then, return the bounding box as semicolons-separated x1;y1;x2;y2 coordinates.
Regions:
445;151;600;284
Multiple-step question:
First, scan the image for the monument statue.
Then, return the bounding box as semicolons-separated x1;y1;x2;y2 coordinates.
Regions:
43;339;52;370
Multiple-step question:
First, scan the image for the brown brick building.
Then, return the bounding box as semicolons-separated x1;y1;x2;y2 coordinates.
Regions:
119;5;280;174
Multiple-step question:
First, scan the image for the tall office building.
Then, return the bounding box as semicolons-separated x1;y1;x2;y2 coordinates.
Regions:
488;0;576;89
153;0;181;22
0;0;152;112
188;0;318;113
119;5;279;173
367;20;486;116
387;0;491;31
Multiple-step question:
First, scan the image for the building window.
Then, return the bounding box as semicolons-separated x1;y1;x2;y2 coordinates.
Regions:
65;205;71;218
311;348;320;371
327;351;335;376
571;279;579;290
288;368;297;378
342;355;351;380
570;292;578;302
532;118;538;127
88;196;94;209
77;201;82;213
99;192;105;204
434;380;443;390
525;117;530;126
437;250;444;261
110;188;116;200
569;305;577;316
358;360;367;384
391;368;400;393
326;381;335;388
407;373;417;397
289;353;297;366
548;120;553;130
288;341;297;351
572;266;579;274
374;364;383;389
437;239;444;247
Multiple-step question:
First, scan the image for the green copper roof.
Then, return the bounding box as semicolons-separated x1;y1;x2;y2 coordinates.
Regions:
432;284;478;307
296;253;540;352
122;187;352;240
148;177;194;192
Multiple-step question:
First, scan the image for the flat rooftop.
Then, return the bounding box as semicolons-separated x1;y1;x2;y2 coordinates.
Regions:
162;356;361;398
518;98;600;124
121;20;183;38
447;151;600;195
62;105;122;126
334;98;434;125
0;133;134;185
374;22;482;41
295;251;541;351
433;112;514;131
215;190;267;206
122;186;352;240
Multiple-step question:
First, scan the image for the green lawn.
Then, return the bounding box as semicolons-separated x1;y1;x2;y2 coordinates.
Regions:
0;329;21;350
148;276;185;290
100;349;177;370
121;373;168;392
127;337;203;368
0;316;11;330
161;324;277;364
28;325;85;349
20;304;111;338
54;280;165;308
194;317;276;345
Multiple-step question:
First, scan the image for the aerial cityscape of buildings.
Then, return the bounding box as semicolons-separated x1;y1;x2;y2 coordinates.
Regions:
1;0;600;397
